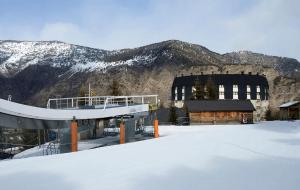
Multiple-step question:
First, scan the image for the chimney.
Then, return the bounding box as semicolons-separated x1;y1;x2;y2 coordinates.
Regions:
248;72;252;75
226;71;229;74
256;72;259;76
201;72;203;75
241;71;244;75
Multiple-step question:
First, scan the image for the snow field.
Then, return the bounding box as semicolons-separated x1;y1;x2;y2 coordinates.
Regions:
0;120;300;190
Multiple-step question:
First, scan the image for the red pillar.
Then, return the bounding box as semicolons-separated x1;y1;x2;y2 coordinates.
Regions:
154;119;159;138
120;122;125;144
70;121;78;152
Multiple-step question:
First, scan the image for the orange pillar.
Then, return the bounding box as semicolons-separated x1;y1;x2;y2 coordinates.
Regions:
120;122;125;144
70;121;78;152
154;119;159;138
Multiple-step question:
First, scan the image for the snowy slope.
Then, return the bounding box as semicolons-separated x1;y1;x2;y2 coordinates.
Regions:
0;121;300;190
0;40;157;77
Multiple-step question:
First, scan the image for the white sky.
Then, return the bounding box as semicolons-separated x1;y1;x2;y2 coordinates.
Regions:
0;0;299;60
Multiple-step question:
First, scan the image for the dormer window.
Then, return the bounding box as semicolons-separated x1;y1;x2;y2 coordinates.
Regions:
247;85;251;99
256;85;260;100
233;84;238;99
182;86;185;100
219;85;224;99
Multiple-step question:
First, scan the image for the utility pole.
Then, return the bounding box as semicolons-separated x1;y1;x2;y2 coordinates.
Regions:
89;83;91;106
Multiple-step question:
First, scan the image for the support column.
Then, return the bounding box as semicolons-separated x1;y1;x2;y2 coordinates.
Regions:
154;119;159;138
70;120;78;152
120;122;125;144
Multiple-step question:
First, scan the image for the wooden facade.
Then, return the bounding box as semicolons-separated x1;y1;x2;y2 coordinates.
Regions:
189;111;253;124
279;102;300;120
185;100;255;124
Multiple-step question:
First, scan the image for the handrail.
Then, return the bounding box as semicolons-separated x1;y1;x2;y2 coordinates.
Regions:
47;95;158;110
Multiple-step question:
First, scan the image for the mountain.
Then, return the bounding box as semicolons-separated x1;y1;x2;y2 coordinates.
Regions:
0;40;299;111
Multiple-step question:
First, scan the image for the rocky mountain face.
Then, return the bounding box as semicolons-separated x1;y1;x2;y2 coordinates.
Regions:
0;40;299;113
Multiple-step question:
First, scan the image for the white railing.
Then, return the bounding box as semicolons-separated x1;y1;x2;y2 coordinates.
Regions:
46;95;158;110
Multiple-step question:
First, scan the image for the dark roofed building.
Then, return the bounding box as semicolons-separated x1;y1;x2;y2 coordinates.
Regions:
171;73;270;122
172;74;269;101
185;100;255;124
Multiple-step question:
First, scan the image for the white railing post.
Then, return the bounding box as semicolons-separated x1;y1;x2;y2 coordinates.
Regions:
126;97;128;107
47;100;50;109
142;97;144;104
104;98;108;110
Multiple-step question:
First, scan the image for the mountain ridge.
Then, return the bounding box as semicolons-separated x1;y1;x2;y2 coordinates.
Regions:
1;40;299;78
0;40;299;112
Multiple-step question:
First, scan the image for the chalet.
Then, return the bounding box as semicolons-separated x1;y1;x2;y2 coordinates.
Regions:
171;73;269;121
185;100;255;124
279;101;300;120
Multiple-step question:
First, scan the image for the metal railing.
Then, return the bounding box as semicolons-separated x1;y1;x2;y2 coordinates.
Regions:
46;95;159;110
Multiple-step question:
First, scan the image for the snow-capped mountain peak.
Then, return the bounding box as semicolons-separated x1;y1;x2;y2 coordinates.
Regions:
0;40;158;77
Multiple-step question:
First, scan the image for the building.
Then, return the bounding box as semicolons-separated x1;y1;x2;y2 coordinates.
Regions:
279;101;300;120
185;100;255;124
171;73;269;121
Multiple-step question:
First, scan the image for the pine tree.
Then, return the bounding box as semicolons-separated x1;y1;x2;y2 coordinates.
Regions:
183;103;189;118
206;77;217;100
265;107;273;121
109;79;122;96
78;85;86;106
193;77;204;100
169;104;178;124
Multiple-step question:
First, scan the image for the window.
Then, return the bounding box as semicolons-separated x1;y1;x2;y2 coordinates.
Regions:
204;85;208;99
192;86;195;93
247;85;251;99
256;93;260;100
182;86;185;100
191;86;196;99
256;85;260;92
256;85;260;100
233;84;238;99
247;85;251;92
175;87;178;101
219;92;225;100
219;85;224;99
219;85;224;91
247;92;251;100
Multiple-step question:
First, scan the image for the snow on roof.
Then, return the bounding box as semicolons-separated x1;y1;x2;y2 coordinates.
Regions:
279;101;300;108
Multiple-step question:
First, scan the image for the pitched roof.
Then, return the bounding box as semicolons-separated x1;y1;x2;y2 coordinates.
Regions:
185;100;255;112
279;101;300;108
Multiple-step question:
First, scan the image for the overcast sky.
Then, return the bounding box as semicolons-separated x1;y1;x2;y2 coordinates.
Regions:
0;0;299;60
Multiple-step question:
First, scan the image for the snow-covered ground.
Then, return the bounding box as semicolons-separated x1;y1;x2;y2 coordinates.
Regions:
1;120;300;190
13;136;121;159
